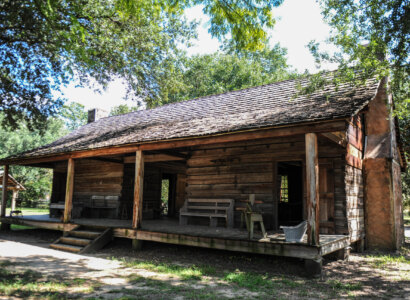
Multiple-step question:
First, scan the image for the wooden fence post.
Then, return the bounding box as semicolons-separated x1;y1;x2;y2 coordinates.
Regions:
305;133;320;246
63;158;75;223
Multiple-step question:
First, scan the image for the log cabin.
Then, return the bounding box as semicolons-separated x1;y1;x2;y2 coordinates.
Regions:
0;73;405;275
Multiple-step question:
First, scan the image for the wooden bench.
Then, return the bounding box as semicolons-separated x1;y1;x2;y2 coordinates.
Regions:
50;202;65;218
179;199;234;228
85;195;120;219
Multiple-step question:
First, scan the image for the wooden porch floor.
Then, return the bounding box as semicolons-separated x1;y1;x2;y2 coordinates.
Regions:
1;215;350;260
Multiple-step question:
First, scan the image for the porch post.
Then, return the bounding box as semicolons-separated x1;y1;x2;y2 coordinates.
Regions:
63;158;75;223
132;150;144;250
11;190;18;212
1;165;9;217
305;133;320;246
1;165;10;230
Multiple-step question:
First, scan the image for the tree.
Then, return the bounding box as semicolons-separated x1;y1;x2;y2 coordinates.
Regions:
109;104;140;116
310;0;409;208
0;0;283;131
59;102;88;131
150;44;295;107
308;0;409;111
0;115;66;207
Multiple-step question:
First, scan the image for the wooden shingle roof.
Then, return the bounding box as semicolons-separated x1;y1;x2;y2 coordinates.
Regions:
4;74;380;160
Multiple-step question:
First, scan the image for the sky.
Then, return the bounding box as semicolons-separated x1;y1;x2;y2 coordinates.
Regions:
61;0;336;112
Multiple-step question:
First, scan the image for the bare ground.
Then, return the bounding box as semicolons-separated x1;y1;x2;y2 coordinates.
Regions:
0;228;409;299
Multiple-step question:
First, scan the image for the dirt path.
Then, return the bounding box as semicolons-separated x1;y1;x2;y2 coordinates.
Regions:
0;229;409;299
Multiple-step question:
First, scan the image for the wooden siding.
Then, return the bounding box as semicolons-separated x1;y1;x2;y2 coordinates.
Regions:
343;116;365;242
186;135;345;230
72;159;124;218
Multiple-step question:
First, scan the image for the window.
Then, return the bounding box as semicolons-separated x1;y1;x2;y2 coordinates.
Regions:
280;175;289;203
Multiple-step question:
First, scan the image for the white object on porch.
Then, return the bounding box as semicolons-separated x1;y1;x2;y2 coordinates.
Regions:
280;221;307;243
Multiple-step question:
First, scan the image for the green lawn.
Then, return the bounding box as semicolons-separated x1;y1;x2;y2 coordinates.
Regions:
5;207;48;216
404;214;410;226
2;207;48;230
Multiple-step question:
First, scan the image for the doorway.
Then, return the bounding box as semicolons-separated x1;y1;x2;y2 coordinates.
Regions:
160;173;177;217
277;161;303;226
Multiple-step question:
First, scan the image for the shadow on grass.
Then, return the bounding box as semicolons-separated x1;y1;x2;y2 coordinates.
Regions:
0;228;409;299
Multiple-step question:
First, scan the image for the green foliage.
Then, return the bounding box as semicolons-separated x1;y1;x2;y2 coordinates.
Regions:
310;0;409;113
121;258;216;281
59;102;88;131
109;104;139;116
0;0;195;130
308;0;409;202
150;44;295;107
0;115;65;206
1;0;283;131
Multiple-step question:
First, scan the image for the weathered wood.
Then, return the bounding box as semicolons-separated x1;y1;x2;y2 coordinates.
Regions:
63;158;75;223
305;133;320;246
136;229;322;259
10;190;18;212
132;150;144;229
320;131;347;147
124;154;185;164
132;239;143;250
3;120;346;165
80;228;113;253
0;216;77;231
1;165;9;217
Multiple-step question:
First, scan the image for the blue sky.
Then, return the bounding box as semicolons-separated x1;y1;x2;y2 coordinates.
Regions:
62;0;336;111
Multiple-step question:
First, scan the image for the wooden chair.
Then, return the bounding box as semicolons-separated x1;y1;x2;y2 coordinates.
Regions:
243;194;267;239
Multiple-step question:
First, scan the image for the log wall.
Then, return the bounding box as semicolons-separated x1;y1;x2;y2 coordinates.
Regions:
186;135;346;230
343;116;365;242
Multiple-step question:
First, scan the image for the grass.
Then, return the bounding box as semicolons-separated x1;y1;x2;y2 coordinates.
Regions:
327;279;363;292
5;207;48;216
119;258;216;281
366;254;410;267
0;266;94;299
404;214;410;225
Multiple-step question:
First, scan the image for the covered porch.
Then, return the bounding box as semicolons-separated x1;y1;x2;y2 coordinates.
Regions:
1;214;349;263
0;120;353;274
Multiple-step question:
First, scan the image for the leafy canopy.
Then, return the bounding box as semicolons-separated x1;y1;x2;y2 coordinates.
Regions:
0;115;66;206
150;44;295;107
0;0;283;130
309;0;409;110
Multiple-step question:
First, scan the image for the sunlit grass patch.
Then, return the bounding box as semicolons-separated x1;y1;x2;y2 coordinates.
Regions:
366;254;410;267
119;258;216;281
223;271;272;291
0;268;94;298
327;279;362;292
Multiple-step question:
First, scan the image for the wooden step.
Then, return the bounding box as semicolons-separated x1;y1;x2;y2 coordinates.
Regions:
50;243;83;253
60;236;91;247
69;230;101;239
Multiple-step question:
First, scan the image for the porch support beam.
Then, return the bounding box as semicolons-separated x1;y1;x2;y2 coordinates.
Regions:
1;165;9;218
132;150;144;229
2;120;346;166
1;165;9;230
63;158;75;223
11;190;18;212
305;133;320;246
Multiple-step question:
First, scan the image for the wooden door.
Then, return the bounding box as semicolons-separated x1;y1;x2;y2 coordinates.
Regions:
318;160;335;234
